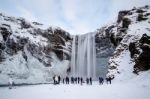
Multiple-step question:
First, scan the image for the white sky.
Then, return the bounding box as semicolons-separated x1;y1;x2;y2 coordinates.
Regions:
0;0;150;34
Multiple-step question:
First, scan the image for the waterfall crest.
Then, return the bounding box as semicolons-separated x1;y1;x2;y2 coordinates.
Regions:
70;33;96;78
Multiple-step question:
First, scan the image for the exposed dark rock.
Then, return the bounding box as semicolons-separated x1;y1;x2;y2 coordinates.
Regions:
129;42;139;58
0;26;12;41
110;33;117;46
136;9;146;13
54;28;71;41
3;39;16;55
17;18;32;29
117;10;131;23
105;25;115;36
32;22;43;25
52;48;64;60
129;34;150;73
0;43;5;50
137;13;148;21
139;34;150;44
122;17;131;28
0;50;5;62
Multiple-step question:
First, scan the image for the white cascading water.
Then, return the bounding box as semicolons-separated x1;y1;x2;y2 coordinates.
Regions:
70;33;96;79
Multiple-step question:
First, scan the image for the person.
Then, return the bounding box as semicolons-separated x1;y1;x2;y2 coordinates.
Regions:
67;77;70;84
80;77;83;85
89;77;92;85
53;75;56;85
78;77;80;84
65;76;68;84
74;77;77;84
62;78;65;84
71;77;74;84
99;77;104;85
108;77;112;84
58;76;61;84
72;77;74;84
8;78;13;89
106;77;109;84
106;77;112;84
55;75;59;84
86;78;89;85
65;76;69;84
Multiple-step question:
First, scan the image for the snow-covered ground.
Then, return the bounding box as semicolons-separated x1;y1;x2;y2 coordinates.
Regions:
0;71;150;99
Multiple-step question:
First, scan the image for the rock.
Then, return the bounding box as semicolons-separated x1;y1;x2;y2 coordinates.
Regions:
122;17;131;28
137;13;148;21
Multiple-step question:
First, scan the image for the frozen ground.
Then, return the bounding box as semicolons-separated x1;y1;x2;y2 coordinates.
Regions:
0;79;150;99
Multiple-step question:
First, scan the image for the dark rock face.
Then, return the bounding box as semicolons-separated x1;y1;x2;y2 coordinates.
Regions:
17;18;32;29
137;13;148;21
45;28;71;60
105;5;150;78
122;18;131;28
129;42;139;58
117;10;131;23
130;34;150;73
0;25;12;41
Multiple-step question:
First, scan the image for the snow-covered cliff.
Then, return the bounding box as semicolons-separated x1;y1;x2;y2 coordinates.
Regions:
0;13;72;85
104;5;150;81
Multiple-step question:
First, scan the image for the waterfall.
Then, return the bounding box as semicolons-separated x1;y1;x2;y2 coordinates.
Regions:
70;33;96;78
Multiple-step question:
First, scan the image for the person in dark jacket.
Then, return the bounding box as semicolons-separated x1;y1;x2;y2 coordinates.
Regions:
53;75;56;85
108;77;112;84
106;77;112;84
65;76;69;84
58;76;61;84
89;77;92;85
99;77;104;85
74;77;77;84
78;77;80;84
86;78;89;85
80;77;83;85
71;77;75;84
62;78;65;84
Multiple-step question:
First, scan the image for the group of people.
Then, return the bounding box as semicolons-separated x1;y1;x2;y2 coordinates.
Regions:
53;75;113;85
105;76;112;84
86;77;92;85
99;76;112;84
53;75;61;85
62;77;84;85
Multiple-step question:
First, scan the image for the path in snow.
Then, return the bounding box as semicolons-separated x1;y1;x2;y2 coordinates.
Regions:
0;82;149;99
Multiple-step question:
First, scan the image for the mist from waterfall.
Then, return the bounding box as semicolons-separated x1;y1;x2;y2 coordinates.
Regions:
70;33;96;78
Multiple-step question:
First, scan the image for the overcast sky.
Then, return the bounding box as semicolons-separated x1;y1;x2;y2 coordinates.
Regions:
0;0;150;35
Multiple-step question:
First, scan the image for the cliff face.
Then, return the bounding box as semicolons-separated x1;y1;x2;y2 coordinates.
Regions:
103;5;150;81
95;27;115;77
0;13;72;84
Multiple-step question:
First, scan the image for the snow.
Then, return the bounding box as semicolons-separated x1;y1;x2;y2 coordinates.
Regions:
0;75;150;99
